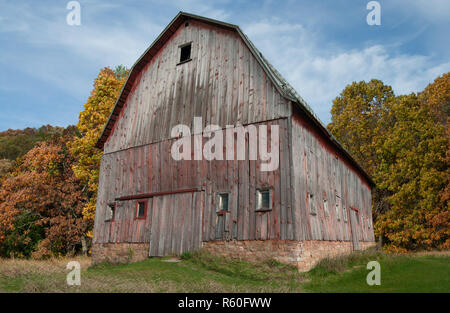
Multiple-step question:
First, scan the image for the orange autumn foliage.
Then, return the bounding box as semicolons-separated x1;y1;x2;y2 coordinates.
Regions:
0;131;89;258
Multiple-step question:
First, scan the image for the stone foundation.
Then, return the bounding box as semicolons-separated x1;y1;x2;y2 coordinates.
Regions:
91;243;149;264
91;240;376;271
202;240;376;272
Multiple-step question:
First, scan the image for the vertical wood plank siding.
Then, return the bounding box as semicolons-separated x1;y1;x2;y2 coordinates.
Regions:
103;19;290;154
93;17;374;251
94;120;289;244
291;111;375;242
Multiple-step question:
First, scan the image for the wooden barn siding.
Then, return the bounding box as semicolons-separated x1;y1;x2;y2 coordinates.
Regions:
93;119;293;244
290;111;375;242
148;191;204;256
103;19;290;154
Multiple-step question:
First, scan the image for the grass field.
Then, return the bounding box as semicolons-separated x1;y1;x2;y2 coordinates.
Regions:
0;248;448;293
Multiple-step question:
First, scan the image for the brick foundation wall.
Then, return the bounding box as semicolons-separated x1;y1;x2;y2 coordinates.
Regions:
202;240;376;272
91;243;149;264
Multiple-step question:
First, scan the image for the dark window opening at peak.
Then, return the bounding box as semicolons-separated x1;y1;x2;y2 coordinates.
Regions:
179;43;191;64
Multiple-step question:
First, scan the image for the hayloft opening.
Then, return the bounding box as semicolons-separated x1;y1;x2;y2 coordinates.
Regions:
179;43;191;64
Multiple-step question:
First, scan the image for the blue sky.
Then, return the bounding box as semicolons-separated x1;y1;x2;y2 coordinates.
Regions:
1;0;449;131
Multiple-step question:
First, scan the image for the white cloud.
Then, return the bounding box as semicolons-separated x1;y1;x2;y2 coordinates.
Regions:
242;19;450;124
1;0;448;129
0;1;163;98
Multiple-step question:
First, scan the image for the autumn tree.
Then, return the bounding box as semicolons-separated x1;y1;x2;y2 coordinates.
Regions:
328;74;449;251
419;72;450;125
374;94;448;251
0;125;66;161
0;159;12;178
69;66;127;228
0;129;88;258
327;79;395;219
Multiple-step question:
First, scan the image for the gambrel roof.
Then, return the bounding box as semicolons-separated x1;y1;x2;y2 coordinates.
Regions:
96;11;374;187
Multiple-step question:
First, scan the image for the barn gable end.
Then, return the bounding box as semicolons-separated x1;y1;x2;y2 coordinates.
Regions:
92;12;376;271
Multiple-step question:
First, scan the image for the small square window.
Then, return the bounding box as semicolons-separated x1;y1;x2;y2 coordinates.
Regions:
179;43;191;64
256;189;271;211
106;202;115;221
136;200;147;219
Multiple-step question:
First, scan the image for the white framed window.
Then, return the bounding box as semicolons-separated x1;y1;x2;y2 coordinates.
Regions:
343;206;348;222
256;189;272;212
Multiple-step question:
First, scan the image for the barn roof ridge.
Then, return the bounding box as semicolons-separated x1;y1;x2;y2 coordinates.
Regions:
96;11;375;187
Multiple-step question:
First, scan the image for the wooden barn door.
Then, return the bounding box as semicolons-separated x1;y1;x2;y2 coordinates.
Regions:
349;209;360;251
149;191;204;257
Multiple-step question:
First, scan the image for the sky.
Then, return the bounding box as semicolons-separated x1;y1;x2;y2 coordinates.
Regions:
0;0;449;131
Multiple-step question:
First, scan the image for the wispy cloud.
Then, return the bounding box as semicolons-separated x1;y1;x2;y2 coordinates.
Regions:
242;18;450;123
0;0;448;130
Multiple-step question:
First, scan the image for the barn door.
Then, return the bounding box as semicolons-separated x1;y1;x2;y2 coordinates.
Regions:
349;209;360;251
149;191;204;256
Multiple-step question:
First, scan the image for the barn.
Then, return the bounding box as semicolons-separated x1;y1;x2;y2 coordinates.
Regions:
92;12;376;271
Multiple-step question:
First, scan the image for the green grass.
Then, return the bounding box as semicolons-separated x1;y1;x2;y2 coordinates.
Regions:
304;251;450;292
0;249;448;293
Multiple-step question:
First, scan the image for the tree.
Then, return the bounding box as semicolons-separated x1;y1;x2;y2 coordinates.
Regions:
0;159;12;178
419;72;450;125
0;125;66;161
69;66;127;228
0;130;88;258
328;75;449;252
374;94;448;251
327;79;395;219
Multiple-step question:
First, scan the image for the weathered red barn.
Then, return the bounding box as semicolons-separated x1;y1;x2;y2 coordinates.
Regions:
92;12;376;271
